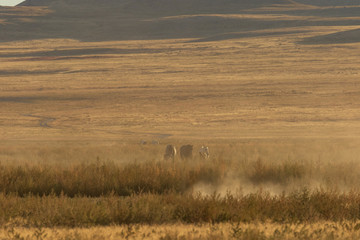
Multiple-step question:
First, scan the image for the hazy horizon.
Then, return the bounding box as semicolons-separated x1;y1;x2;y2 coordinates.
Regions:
0;0;24;6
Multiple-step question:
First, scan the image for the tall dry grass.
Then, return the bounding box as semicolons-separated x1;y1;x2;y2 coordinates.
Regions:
1;140;360;227
1;139;360;197
0;159;227;197
1;190;360;227
3;222;360;240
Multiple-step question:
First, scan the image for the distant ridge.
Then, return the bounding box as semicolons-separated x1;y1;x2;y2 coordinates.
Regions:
19;0;293;7
295;0;360;6
1;0;360;42
301;28;360;44
18;0;360;9
18;0;295;15
1;0;300;42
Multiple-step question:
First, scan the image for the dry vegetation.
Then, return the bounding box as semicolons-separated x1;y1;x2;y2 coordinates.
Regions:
1;142;360;230
1;1;360;239
3;222;360;240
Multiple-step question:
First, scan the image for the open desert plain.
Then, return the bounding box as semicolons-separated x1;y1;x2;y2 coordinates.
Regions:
1;0;360;239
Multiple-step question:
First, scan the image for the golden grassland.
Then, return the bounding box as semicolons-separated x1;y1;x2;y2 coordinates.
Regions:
1;25;360;141
3;222;360;240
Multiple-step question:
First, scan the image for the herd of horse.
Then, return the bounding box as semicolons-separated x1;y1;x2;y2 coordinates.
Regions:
139;140;210;161
163;144;209;161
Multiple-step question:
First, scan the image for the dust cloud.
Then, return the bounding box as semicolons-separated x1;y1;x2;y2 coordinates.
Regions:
190;139;360;197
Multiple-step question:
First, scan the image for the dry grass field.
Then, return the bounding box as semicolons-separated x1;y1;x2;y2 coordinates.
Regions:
1;27;360;141
1;0;360;239
3;222;360;240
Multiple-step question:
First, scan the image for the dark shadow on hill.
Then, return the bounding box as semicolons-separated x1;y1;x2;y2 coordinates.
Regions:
295;0;360;6
189;30;311;42
0;95;88;103
252;6;360;18
0;48;166;58
1;0;297;42
0;0;360;42
0;69;65;76
2;12;360;43
17;0;293;16
299;28;360;44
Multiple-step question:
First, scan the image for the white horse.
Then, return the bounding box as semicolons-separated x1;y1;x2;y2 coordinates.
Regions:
199;146;210;159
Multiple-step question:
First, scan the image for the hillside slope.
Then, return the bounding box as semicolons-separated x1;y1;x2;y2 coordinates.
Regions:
0;0;359;42
301;28;360;44
295;0;360;6
18;0;294;14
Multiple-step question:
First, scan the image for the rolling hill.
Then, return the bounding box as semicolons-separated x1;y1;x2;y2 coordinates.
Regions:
0;0;359;42
0;0;360;142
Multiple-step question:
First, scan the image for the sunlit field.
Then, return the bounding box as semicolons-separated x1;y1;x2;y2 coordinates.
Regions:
1;2;360;239
3;222;360;240
1;25;360;141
